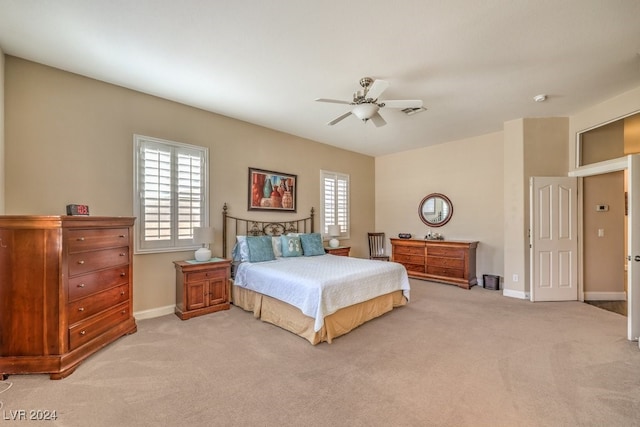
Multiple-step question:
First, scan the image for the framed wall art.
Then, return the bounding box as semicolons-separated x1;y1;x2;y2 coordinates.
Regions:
248;167;297;212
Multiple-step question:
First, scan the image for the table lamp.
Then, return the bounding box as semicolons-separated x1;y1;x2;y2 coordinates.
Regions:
193;226;214;261
328;224;341;248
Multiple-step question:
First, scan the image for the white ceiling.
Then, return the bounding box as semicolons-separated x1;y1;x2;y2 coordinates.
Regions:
1;1;639;157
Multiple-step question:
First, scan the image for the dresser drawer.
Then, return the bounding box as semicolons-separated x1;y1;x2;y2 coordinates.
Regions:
67;228;130;253
68;266;129;301
427;246;465;259
427;265;465;279
67;284;129;324
393;244;425;256
401;263;426;273
68;247;129;276
186;268;226;282
68;302;130;350
427;256;464;269
393;253;425;265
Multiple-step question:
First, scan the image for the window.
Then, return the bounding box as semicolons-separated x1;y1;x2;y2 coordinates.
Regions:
133;134;208;254
320;170;350;239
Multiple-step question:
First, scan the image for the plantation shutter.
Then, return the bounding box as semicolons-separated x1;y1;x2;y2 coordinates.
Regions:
321;170;350;238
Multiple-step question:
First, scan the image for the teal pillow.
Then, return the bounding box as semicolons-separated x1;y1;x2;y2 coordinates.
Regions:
300;233;326;256
281;235;303;257
246;236;275;262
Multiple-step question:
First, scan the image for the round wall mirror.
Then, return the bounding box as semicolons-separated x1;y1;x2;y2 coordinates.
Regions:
419;193;453;227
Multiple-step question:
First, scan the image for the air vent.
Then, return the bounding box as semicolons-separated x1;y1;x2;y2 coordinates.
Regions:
401;107;427;116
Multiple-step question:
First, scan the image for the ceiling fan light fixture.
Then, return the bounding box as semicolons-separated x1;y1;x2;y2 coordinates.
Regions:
352;103;379;122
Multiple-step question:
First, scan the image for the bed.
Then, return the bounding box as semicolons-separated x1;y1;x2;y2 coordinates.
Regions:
222;203;410;344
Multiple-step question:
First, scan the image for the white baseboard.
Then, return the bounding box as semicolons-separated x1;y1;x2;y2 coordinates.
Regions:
134;304;175;320
583;291;626;301
502;288;530;300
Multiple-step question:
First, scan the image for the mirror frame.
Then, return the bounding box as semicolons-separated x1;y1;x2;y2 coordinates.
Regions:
418;193;453;227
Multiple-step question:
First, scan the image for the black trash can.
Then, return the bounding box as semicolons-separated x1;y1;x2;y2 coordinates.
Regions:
483;274;500;290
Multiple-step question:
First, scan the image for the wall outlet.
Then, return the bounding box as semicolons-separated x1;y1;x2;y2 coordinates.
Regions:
512;274;519;282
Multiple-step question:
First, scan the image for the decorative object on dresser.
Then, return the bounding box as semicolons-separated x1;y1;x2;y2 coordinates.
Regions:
0;216;136;379
419;193;453;227
327;224;341;248
174;258;231;320
391;238;478;289
368;232;390;261
325;246;350;257
398;233;412;239
193;226;214;261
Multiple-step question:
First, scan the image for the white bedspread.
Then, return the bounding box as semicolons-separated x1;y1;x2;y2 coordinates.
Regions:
234;254;410;331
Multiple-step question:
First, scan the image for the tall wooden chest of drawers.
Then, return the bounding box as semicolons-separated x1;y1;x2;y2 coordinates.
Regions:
390;238;478;289
0;216;137;379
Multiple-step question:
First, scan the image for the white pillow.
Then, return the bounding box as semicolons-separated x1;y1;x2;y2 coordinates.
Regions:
272;236;283;258
232;236;250;262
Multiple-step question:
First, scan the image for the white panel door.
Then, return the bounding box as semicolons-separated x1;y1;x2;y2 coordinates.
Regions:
530;177;578;302
627;155;640;342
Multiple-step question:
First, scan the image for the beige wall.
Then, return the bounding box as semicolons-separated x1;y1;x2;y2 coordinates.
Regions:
503;119;526;294
375;131;505;281
583;171;625;296
4;56;375;315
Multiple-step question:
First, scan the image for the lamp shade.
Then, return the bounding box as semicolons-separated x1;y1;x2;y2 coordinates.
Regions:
193;226;214;261
193;227;214;245
327;225;341;248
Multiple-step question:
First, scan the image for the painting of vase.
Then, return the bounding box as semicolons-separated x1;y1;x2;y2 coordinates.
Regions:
248;167;297;212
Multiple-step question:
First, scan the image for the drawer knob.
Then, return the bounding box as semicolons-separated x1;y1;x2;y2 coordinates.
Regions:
119;253;126;257
78;307;85;312
119;234;125;238
78;283;85;288
80;330;86;335
121;310;126;315
77;260;85;265
120;291;125;296
77;237;85;241
120;272;126;277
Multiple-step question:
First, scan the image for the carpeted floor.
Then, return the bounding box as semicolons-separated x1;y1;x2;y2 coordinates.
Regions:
2;279;640;427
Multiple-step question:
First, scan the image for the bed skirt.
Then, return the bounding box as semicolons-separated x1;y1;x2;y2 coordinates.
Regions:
230;280;407;344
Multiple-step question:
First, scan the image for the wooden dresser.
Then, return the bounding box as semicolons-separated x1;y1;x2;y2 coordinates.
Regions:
391;238;478;289
0;216;137;379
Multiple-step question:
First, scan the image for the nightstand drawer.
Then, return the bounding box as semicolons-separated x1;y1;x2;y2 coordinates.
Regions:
186;268;226;282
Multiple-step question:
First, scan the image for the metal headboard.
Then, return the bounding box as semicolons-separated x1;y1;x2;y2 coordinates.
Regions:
222;203;315;259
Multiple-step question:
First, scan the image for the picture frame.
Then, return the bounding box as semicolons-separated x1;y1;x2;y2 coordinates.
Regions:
248;167;297;212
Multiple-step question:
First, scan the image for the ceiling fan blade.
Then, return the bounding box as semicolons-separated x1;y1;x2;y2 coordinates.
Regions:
328;111;353;126
381;99;423;109
370;112;387;127
365;79;389;100
315;98;352;105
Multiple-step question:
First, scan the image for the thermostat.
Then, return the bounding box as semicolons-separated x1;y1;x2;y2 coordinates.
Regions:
595;205;609;212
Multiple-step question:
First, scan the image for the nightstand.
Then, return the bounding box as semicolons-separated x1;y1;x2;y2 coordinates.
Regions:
174;258;231;320
325;246;351;257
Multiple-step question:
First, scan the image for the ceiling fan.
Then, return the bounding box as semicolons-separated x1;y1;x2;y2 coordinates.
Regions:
315;77;423;127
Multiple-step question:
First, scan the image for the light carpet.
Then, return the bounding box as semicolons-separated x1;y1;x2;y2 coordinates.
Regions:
1;279;639;426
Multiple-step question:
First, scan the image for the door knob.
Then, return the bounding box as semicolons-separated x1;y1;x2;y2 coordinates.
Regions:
635;256;640;262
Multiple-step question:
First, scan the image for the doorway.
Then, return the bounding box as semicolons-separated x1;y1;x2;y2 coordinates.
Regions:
582;171;627;315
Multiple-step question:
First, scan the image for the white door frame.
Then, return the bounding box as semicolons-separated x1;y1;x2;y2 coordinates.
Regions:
569;156;637;341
